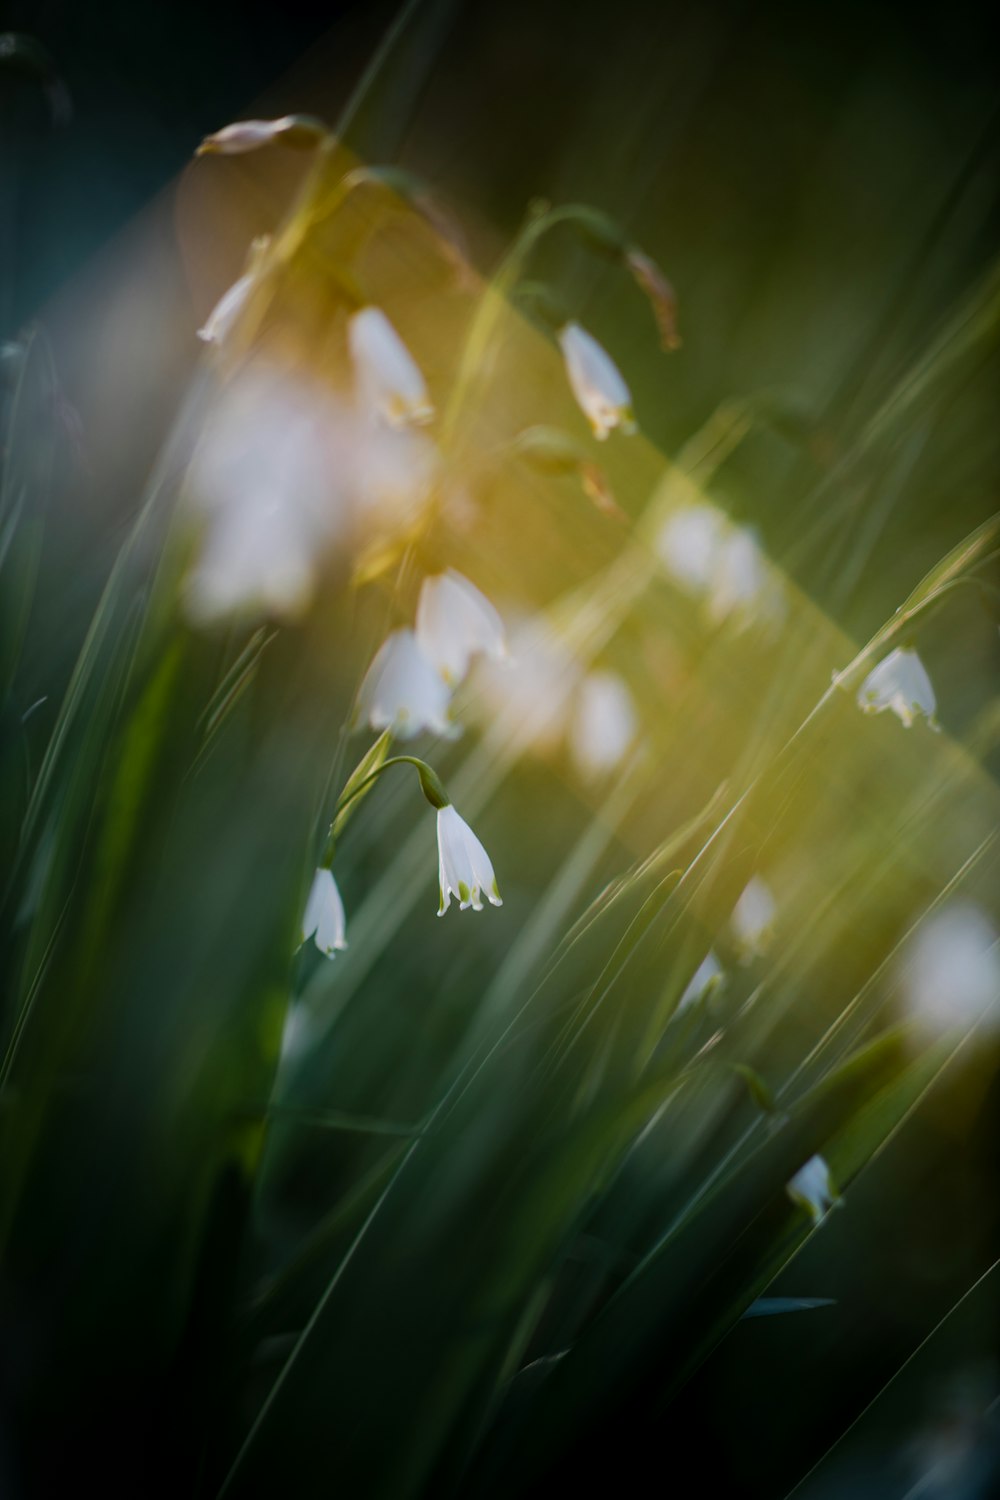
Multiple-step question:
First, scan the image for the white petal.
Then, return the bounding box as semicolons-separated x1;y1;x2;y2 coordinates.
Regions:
857;647;937;728
568;671;637;781
557;322;636;440
655;504;729;593
677;950;725;1013
731;876;776;962
416;570;507;686
356;629;456;740
301;868;347;957
902;903;1000;1035
786;1155;838;1223
349;307;433;428
436;805;501;916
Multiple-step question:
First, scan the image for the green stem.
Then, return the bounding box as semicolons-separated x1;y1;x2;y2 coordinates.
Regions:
322;754;448;867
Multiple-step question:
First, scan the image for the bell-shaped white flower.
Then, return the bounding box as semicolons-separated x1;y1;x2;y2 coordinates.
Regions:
856;646;938;729
677;949;725;1014
557;322;636;441
183;362;353;624
731;876;776;962
198;270;256;345
301;867;347;958
356;628;456;741
416;569;507;686
474;616;582;755
706;526;784;631
902;903;1000;1036
351;423;438;534
437;805;502;915
349;307;433;428
655;503;730;594
786;1154;839;1224
568;671;637;781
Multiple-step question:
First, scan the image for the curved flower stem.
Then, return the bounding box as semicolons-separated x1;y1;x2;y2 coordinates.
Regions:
322;754;448;866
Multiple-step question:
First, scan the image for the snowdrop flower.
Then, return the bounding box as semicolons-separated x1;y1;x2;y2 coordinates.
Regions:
786;1155;840;1224
437;805;502;915
349;307;433;428
356;629;456;740
568;671;637;781
183;364;351;623
474;617;582;755
902;903;1000;1036
416;570;507;686
856;646;939;729
301;868;347;958
557;322;636;441
731;876;776;962
706;526;784;631
677;950;725;1014
655;503;729;594
351;423;439;534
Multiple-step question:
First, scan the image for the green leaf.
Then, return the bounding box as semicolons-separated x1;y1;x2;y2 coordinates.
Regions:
330;729;392;842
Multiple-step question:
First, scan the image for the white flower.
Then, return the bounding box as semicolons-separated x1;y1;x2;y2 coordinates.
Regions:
568;671;637;781
198;271;255;345
355;628;456;740
301;868;347;957
350;423;439;533
856;647;939;729
436;805;502;915
677;949;725;1013
706;526;784;631
349;307;433;428
183;365;351;624
473;616;581;754
902;903;1000;1036
557;322;636;441
786;1154;839;1224
416;570;507;686
731;876;776;962
655;503;730;593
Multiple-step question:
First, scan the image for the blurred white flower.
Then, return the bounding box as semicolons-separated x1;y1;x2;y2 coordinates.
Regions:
731;876;776;962
706;526;784;631
356;628;456;741
902;903;1000;1036
437;805;502;915
568;670;637;781
301;868;347;958
655;503;730;594
557;322;636;441
857;646;939;729
184;365;350;623
416;570;507;686
786;1154;839;1223
474;617;582;754
677;949;725;1013
351;422;439;534
349;307;433;428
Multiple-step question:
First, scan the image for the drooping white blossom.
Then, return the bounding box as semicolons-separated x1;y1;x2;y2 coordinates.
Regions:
856;647;938;729
355;628;456;741
474;616;582;755
731;876;776;962
349;306;433;428
706;525;784;632
184;364;351;624
416;570;507;686
786;1155;839;1224
568;670;638;781
350;422;439;535
436;805;502;915
677;949;725;1013
301;868;347;958
902;903;1000;1036
655;503;730;594
557;322;636;441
